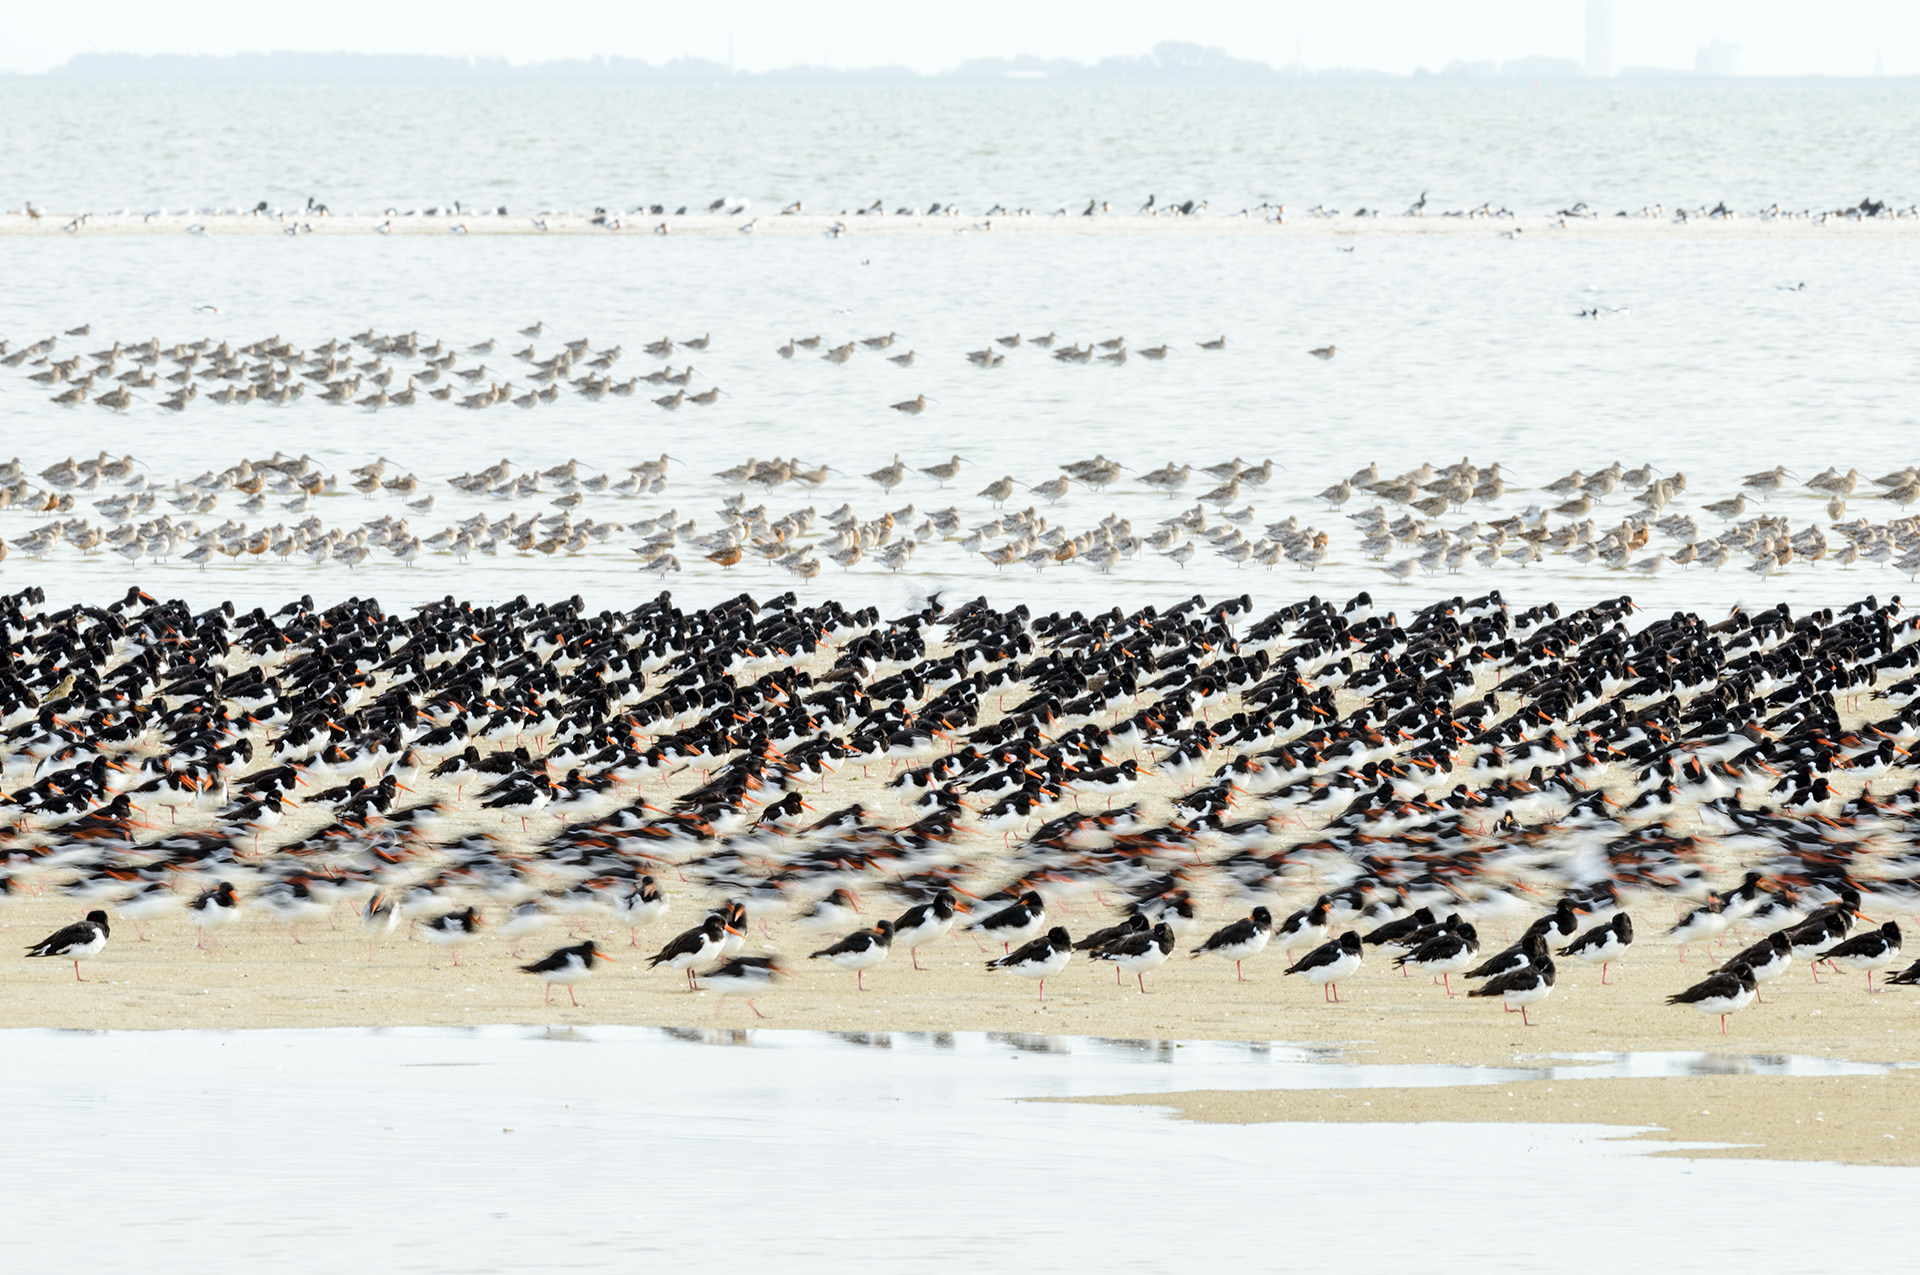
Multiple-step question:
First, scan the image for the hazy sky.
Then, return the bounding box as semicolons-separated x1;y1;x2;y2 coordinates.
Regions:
6;1;1915;77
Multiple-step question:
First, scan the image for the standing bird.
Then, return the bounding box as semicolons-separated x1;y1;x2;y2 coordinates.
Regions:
649;914;733;991
26;910;110;980
1559;913;1633;985
1818;921;1902;992
891;890;957;970
967;890;1046;954
521;939;615;1006
1467;951;1556;1026
1090;921;1175;993
809;919;894;990
987;926;1073;1002
1284;931;1364;1002
188;881;240;949
1394;921;1481;996
705;956;783;1018
1191;906;1273;981
421;907;481;966
1667;962;1758;1034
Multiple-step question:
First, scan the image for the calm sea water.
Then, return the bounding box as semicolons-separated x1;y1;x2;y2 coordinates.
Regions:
4;1027;1911;1273
1;82;1916;617
3;79;1919;214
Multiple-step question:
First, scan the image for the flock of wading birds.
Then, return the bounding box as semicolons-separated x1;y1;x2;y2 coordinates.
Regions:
10;583;1920;1033
2;446;1918;584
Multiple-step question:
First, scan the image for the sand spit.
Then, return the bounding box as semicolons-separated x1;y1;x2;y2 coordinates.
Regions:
5;211;1917;240
1049;1070;1920;1168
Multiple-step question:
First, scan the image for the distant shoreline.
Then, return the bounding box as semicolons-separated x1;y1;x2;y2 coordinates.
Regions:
4;210;1915;239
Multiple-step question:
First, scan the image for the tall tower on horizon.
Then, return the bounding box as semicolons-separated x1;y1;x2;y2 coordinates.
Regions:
1585;0;1613;77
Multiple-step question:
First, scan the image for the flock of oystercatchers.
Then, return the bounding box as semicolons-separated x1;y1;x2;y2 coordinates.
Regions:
12;583;1920;1035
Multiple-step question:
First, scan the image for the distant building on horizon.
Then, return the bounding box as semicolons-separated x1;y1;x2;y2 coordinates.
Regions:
1585;0;1613;77
1695;38;1739;76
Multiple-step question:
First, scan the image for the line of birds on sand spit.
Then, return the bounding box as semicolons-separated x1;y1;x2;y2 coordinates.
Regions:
12;583;1920;1033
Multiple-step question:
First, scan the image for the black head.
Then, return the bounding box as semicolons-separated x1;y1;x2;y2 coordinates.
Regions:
874;919;895;937
1338;931;1362;954
1251;906;1273;925
1046;926;1071;946
85;909;110;928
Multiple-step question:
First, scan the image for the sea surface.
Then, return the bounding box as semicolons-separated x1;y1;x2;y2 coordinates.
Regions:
4;79;1920;214
2;80;1917;618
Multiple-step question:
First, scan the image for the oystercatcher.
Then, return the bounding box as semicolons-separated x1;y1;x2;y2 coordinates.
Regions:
1394;921;1480;996
1274;899;1331;957
521;939;615;1005
1716;932;1793;998
421;907;481;966
809;919;894;990
1559;913;1633;984
1284;931;1363;1002
26;909;109;980
1076;913;1150;984
1818;921;1902;992
612;875;669;945
187;881;240;949
988;926;1073;1002
1666;896;1727;962
891;889;957;969
1467;951;1555;1025
705;955;782;1018
1667;961;1758;1034
967;890;1046;954
1191;906;1273;981
648;914;733;990
1090;921;1175;993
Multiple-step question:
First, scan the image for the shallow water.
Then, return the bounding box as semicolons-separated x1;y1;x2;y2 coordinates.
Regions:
1;226;1916;617
4;1026;1915;1272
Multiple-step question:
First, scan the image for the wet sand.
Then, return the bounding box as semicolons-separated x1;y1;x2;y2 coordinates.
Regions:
1050;1070;1920;1167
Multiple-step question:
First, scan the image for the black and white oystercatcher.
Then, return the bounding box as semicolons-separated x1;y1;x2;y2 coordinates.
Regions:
809;919;894;990
1191;906;1273;981
521;939;615;1005
26;909;110;980
1284;931;1363;1002
987;925;1072;1002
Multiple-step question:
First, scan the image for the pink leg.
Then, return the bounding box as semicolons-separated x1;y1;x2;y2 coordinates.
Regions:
857;970;866;991
1038;979;1046;1003
570;986;580;1007
749;998;767;1019
545;982;554;1004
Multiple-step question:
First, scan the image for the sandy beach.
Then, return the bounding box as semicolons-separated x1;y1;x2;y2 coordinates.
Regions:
4;209;1914;239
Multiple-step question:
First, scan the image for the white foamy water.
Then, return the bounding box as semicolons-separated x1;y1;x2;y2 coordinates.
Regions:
3;1027;1912;1273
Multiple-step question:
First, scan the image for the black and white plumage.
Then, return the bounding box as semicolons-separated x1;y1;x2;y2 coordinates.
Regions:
967;890;1046;954
1076;912;1148;982
809;918;894;990
26;909;109;980
1283;931;1363;1002
1191;906;1273;981
613;875;669;945
705;956;783;1018
1467;950;1555;1025
421;907;481;966
1886;956;1920;987
1274;900;1331;955
520;939;614;1006
1667;961;1758;1034
891;890;957;969
1818;921;1902;992
1465;931;1550;982
1716;932;1793;992
987;925;1072;1002
649;914;734;990
1089;921;1174;993
1558;913;1634;985
1393;921;1480;996
187;881;240;949
1665;895;1727;962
